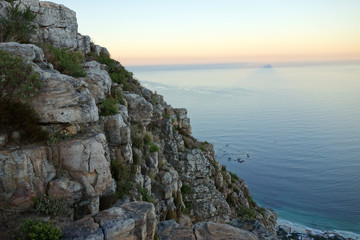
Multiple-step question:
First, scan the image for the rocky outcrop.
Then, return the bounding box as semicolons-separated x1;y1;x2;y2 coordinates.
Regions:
193;222;259;240
0;146;56;210
176;149;231;222
0;1;278;239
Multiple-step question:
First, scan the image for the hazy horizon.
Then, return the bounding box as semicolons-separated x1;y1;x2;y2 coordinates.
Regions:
51;0;360;66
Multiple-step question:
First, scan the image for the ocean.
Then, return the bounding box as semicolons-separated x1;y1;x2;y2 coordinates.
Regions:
127;62;360;237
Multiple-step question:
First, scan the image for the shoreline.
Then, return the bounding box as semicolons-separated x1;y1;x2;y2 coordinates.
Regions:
277;218;360;240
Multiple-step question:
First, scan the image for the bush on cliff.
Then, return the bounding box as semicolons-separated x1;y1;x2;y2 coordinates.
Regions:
0;0;37;43
43;43;86;77
0;50;48;142
14;219;62;240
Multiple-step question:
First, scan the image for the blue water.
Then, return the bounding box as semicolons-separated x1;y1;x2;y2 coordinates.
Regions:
128;62;360;236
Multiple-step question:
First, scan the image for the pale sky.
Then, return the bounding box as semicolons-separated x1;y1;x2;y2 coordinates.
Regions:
51;0;360;66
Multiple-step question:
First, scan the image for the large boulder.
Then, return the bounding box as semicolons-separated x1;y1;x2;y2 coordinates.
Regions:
94;202;157;240
157;220;195;240
124;93;153;126
30;65;99;124
193;222;259;240
51;133;112;199
0;146;56;210
103;114;130;146
82;61;112;103
33;1;78;49
61;216;104;240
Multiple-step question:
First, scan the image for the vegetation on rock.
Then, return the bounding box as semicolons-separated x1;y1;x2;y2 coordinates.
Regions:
0;1;37;43
14;219;62;240
34;195;67;216
0;50;47;142
43;43;86;77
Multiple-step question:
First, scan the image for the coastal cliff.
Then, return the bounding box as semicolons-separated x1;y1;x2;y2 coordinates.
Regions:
0;1;277;239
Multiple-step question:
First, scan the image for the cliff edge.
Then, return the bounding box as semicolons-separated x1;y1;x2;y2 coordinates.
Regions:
0;1;277;239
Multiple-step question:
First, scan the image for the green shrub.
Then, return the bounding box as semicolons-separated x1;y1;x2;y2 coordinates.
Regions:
138;185;156;204
229;171;239;183
149;143;159;153
110;158;135;199
101;96;119;116
47;133;73;145
181;184;191;195
15;218;62;240
34;195;67;216
237;206;256;220
246;195;256;208
113;89;126;105
0;1;37;43
43;43;86;77
0;50;41;101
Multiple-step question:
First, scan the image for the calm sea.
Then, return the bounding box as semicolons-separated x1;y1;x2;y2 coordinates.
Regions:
128;62;360;237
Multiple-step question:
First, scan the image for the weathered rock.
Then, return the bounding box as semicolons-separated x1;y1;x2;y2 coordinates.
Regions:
103;114;130;145
124;93;153;126
48;177;83;204
8;182;36;210
0;42;39;62
0;146;56;210
174;108;191;135
30;66;99;124
51;133;112;199
34;1;78;49
177;150;231;222
157;220;195;240
77;34;91;54
194;222;259;240
0;133;7;147
82;61;112;103
94;202;157;240
92;44;110;57
62;216;104;240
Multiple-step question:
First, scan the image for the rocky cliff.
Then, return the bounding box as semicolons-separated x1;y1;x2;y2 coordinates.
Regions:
0;1;277;239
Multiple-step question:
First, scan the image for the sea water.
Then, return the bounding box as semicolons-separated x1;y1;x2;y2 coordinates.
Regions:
128;62;360;236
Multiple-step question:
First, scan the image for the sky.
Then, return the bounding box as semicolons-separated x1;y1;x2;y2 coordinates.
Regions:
51;0;360;66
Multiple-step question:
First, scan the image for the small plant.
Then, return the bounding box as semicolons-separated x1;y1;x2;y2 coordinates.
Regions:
229;171;240;183
101;96;119;116
258;207;266;217
181;184;191;195
138;185;156;204
47;133;73;145
149;143;159;153
150;91;159;105
14;218;62;240
34;195;67;216
43;43;86;77
113;89;126;105
246;195;256;208
110;158;135;199
0;1;37;43
237;206;257;220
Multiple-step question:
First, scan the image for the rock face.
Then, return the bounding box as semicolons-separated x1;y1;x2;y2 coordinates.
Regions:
193;222;259;240
94;202;157;240
0;1;278;239
0;146;56;210
51;133;112;198
176;150;231;222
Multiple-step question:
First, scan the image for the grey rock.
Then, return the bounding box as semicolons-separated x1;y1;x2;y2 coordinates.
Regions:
104;114;130;145
62;216;104;240
193;222;259;240
51;133;112;200
48;177;83;204
0;42;37;62
0;146;56;210
174;108;191;135
94;202;157;240
124;93;153;126
30;66;99;124
78;34;91;54
157;220;195;240
82;61;112;103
